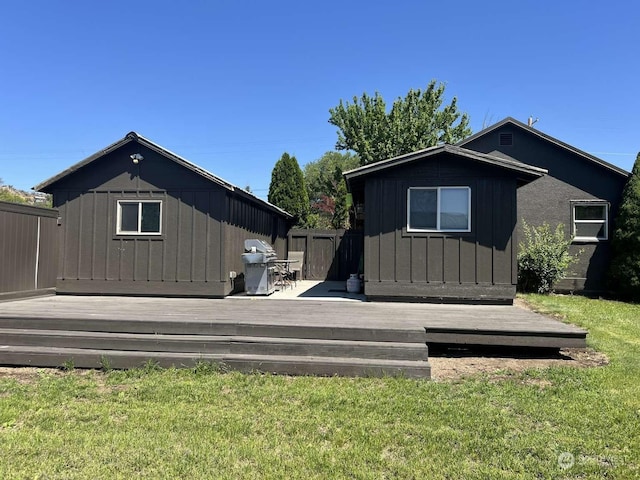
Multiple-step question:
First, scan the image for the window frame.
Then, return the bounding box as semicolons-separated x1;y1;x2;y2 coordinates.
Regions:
407;186;471;233
116;200;163;236
571;200;608;242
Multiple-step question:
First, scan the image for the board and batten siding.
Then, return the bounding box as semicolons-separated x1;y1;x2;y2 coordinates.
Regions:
40;138;291;297
54;188;288;297
54;188;229;296
225;192;289;289
362;158;518;301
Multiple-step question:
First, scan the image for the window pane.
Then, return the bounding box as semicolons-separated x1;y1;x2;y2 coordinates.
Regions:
409;189;437;229
440;188;469;230
575;222;605;239
120;203;139;232
141;203;161;233
575;205;606;220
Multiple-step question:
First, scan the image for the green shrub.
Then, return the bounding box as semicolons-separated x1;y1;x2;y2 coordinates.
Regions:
517;221;576;293
608;152;640;301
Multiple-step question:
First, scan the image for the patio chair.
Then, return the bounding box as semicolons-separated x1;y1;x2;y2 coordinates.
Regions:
287;251;305;286
274;263;293;291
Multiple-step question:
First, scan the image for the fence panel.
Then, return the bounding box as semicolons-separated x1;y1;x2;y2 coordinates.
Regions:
287;229;363;281
0;201;59;298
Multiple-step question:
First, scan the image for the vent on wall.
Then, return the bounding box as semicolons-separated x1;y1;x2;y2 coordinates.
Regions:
499;132;513;146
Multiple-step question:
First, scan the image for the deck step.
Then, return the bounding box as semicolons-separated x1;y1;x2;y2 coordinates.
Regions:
425;327;586;348
0;329;428;361
0;346;431;379
0;313;431;378
0;317;427;343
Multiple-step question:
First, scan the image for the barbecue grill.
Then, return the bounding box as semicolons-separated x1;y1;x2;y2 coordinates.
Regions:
241;239;278;295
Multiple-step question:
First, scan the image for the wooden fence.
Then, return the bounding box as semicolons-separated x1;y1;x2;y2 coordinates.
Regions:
287;229;363;281
0;201;59;299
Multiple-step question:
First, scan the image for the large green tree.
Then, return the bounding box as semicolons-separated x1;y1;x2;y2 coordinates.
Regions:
329;80;471;165
268;152;310;227
608;152;640;300
304;151;360;229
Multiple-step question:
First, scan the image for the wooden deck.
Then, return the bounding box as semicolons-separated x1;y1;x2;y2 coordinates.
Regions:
0;289;587;378
0;294;587;344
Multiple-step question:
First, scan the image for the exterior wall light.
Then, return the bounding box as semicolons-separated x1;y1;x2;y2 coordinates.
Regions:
130;153;144;164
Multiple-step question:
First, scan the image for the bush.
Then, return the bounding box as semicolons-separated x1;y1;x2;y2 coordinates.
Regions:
517;221;577;294
608;152;640;301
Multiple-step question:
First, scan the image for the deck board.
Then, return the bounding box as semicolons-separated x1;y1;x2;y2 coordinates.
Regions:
0;294;586;345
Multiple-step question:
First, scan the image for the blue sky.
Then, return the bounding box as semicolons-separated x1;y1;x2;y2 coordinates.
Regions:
1;1;638;197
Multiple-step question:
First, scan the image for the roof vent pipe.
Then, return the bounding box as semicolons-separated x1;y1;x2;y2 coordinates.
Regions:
528;116;539;128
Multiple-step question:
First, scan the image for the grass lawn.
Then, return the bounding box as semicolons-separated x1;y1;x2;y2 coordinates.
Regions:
0;295;638;479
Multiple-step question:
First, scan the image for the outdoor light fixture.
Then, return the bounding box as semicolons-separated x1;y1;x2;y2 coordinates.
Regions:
130;153;144;164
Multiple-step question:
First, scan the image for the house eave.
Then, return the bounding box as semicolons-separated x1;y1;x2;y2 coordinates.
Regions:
33;132;293;220
457;117;630;178
343;144;547;186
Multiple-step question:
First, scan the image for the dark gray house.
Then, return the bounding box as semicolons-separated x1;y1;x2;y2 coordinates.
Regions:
459;117;630;293
35;132;291;297
344;145;546;303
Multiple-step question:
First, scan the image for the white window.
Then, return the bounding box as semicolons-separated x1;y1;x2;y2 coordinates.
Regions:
572;202;608;242
117;200;162;235
408;187;471;232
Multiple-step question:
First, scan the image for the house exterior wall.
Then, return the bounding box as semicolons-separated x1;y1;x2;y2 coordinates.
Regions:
462;125;627;293
226;194;289;293
0;201;59;299
48;142;287;297
360;154;519;302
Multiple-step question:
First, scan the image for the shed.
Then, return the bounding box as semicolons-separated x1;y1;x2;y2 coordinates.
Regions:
458;118;630;293
35;132;292;297
344;145;546;303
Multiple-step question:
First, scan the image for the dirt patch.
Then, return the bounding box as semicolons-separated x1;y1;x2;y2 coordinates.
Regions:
429;347;609;381
0;366;56;384
0;366;94;385
0;348;609;383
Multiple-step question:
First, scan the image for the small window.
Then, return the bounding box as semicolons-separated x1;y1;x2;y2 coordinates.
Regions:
117;200;162;235
408;187;471;232
572;202;608;241
499;132;513;146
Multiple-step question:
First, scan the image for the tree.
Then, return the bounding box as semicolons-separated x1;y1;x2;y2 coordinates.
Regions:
303;151;360;229
268;152;309;227
608;152;640;300
328;80;472;166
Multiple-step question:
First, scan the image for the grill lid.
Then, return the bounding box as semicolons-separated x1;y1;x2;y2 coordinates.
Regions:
244;239;275;254
242;239;277;264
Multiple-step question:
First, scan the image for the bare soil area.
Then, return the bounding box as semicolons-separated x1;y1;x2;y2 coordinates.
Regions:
429;347;608;381
0;347;608;383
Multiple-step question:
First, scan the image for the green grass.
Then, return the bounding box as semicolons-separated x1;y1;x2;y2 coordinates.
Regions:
1;295;639;479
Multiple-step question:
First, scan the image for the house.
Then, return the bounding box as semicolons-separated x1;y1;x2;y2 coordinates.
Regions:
344;145;546;303
35;132;292;298
458;117;630;293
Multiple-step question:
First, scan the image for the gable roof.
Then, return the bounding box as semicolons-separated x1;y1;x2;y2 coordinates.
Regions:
458;117;630;178
343;144;547;184
34;132;292;219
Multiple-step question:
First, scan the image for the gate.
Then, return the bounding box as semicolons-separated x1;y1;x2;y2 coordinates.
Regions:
287;229;363;281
